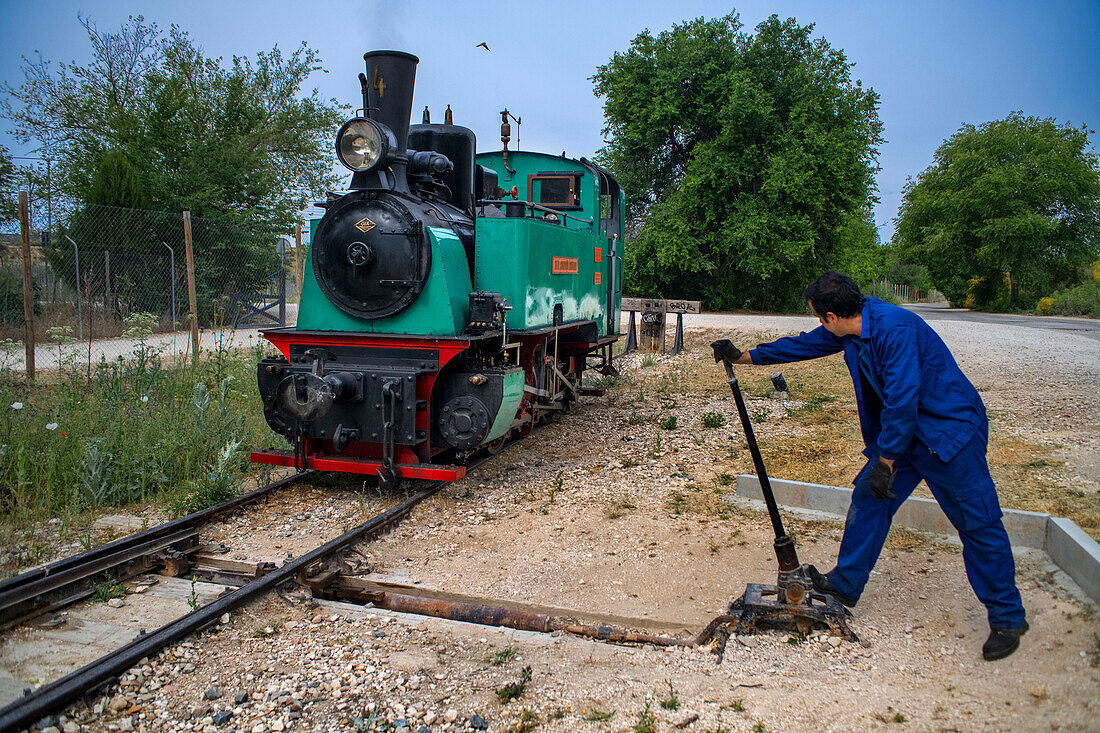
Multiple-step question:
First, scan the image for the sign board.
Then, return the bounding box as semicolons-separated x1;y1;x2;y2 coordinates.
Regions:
620;297;701;314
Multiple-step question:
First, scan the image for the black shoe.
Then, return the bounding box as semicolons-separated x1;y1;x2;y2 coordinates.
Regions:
983;620;1029;661
806;564;857;608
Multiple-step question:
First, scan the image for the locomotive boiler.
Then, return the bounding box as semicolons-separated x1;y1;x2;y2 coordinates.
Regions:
250;50;624;483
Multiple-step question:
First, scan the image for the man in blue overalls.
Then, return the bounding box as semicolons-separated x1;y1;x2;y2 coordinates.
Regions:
712;271;1028;660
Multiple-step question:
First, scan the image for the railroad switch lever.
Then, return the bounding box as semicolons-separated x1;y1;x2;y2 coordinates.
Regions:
698;355;857;661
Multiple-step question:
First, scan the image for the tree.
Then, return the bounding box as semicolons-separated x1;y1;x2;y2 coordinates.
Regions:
3;16;345;322
0;146;18;227
594;13;883;311
893;113;1100;309
2;16;345;229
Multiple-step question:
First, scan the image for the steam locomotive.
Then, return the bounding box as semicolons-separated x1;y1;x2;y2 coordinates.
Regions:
250;50;624;483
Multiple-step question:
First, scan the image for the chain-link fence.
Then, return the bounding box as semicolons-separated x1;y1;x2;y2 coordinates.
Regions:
1;203;306;373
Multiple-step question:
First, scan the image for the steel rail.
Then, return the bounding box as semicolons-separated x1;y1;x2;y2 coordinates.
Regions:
0;471;311;600
0;481;441;732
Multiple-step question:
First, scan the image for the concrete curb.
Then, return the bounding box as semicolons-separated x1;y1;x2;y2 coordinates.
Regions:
735;474;1100;605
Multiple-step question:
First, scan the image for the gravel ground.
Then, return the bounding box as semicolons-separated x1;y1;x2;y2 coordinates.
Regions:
8;310;1100;733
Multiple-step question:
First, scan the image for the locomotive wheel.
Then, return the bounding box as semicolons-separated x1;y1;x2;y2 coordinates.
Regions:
486;436;507;454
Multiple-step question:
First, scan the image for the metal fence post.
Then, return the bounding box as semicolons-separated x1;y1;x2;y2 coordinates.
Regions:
63;235;83;340
19;192;35;382
161;242;177;328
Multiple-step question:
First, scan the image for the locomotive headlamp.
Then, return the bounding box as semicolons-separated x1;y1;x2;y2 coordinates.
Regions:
336;117;392;172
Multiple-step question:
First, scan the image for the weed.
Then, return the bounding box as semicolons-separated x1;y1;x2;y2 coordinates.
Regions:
750;407;769;424
649;434;662;457
90;573;126;603
621;457;639;468
659;680;679;710
627;410;651;426
606;495;637;519
188;576;200;611
640;353;657;368
893;712;906;723
496;665;532;704
169;438;246;517
704;728;731;733
632;700;656;733
717;472;734;486
507;708;539;733
490;646;517;666
701;411;725;429
1087;633;1100;668
659;415;678;430
752;723;766;733
731;700;745;712
583;709;614;722
666;491;686;515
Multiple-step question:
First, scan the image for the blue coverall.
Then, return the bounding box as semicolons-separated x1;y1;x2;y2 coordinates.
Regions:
748;297;1026;629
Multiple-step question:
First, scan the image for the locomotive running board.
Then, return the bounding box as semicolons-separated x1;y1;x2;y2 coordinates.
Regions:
250;449;465;481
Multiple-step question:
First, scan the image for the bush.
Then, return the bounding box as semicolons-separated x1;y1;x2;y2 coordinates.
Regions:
1047;280;1100;318
0;268;40;324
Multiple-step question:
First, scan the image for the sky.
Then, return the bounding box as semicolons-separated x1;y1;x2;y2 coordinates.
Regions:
1;0;1097;241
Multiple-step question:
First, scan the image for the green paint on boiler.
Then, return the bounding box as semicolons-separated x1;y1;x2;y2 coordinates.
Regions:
296;226;472;335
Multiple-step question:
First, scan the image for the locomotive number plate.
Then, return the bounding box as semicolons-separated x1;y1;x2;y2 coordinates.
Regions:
551;256;579;274
354;216;376;233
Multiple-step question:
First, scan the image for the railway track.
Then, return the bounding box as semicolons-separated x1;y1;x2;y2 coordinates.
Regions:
0;471;312;634
0;481;444;731
1;442;697;732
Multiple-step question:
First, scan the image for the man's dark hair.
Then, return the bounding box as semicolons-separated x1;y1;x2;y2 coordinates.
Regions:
803;271;866;318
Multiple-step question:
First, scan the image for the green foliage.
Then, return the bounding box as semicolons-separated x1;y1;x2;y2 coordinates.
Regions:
90;573;127;603
495;665;532;704
1046;279;1100;318
894;113;1100;308
0;267;41;325
0;344;276;527
583;709;614;721
659;414;678;430
0;145;18;227
701;411;725;429
632;701;656;733
490;646;517;666
3;15;345;231
659;680;680;710
595;13;883;311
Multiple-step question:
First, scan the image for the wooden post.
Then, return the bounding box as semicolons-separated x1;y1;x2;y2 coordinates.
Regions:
294;223;304;303
18;192;35;383
183;211;200;367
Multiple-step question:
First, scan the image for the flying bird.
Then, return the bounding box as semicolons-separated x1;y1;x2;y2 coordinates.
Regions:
476;42;490;51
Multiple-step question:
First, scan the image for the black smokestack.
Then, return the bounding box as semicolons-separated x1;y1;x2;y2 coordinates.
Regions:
361;50;418;190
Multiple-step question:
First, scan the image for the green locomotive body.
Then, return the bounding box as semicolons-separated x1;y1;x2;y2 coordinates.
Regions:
252;51;624;482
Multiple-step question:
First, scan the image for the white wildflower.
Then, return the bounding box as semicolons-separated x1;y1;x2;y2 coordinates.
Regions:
46;422;58;431
141;395;149;403
11;402;22;410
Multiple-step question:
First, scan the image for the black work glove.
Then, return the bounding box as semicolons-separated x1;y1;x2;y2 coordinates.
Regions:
711;339;743;365
868;458;897;501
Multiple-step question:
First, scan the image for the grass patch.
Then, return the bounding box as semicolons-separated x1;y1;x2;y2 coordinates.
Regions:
90;573;126;603
659;415;678;430
701;411;725;429
583;709;614;722
606;495;637;519
490;646;517;666
0;332;279;536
